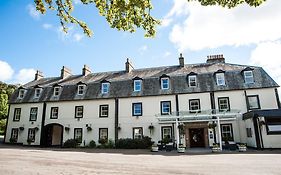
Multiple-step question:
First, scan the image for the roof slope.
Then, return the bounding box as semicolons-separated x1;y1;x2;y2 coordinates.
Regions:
9;62;279;104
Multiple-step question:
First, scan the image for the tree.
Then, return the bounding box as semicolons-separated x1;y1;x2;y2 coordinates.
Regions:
34;0;266;37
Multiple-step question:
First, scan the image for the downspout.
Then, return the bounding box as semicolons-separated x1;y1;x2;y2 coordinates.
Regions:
175;94;180;148
274;88;281;109
114;98;119;143
3;104;11;143
40;102;47;147
244;90;249;112
210;92;217;143
253;115;261;149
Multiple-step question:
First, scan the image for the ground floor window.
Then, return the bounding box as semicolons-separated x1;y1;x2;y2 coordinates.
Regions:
10;128;19;142
133;127;143;139
27;128;36;142
221;124;234;141
74;128;83;143
246;128;252;137
265;117;281;135
161;126;172;141
99;128;108;141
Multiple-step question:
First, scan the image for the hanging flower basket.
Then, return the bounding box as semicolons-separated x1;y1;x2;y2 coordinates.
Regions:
87;126;92;131
34;127;39;131
178;124;185;135
19;126;24;131
65;127;70;131
117;126;121;130
148;125;154;130
208;123;217;129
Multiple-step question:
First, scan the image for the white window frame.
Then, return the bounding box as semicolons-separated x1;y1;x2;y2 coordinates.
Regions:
188;75;197;87
216;73;225;86
53;87;61;97
77;84;86;95
18;89;25;99
189;99;200;112
161;78;170;90
50;107;59;119
74;128;83;143
247;95;260;110
161;101;171;115
28;128;36;142
29;107;38;121
75;106;83;118
11;128;19;141
221;124;233;141
133;127;143;139
101;83;110;94
244;71;254;84
99;128;108;140
99;105;109;117
162;126;172;140
134;80;142;92
132;103;142;116
218;97;230;111
13;108;21;121
34;88;42;99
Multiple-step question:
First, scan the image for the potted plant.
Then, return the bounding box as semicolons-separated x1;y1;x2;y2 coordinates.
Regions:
34;127;39;131
212;143;221;152
27;138;33;145
65;126;70;131
87;126;92;131
9;137;17;143
238;143;247;152
177;144;185;153
151;144;159;152
208;123;217;129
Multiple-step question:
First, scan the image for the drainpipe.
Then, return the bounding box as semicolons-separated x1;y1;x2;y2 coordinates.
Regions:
217;116;222;151
3;105;11;143
114;98;119;143
40;102;47;147
175;119;179;149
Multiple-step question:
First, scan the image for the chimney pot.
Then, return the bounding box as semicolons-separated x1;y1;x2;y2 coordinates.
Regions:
35;70;43;80
179;53;184;67
82;64;91;76
61;66;72;79
125;58;134;73
206;54;225;63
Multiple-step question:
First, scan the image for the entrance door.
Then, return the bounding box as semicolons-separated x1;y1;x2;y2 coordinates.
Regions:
41;124;63;147
189;128;205;147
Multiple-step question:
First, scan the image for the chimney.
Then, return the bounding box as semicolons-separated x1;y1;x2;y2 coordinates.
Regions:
82;64;91;76
206;54;225;63
179;53;184;67
60;66;72;79
34;70;43;80
125;58;134;73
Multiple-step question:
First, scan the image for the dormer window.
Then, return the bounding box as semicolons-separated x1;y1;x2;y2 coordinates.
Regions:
101;82;110;94
161;77;170;90
244;71;254;84
53;87;61;97
18;89;25;99
34;88;42;98
134;80;142;92
77;84;86;95
216;73;225;86
188;75;197;87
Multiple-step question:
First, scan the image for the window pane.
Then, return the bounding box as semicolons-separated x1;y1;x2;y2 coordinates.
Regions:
189;99;200;111
75;106;83;118
161;78;169;89
244;71;254;84
133;128;143;139
248;96;259;109
100;105;109;117
219;98;229;111
189;76;196;87
133;103;142;116
134;80;142;91
216;73;225;86
102;83;109;94
161;102;171;114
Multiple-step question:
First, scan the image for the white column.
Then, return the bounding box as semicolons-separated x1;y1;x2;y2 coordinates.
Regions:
175;119;179;149
217;116;222;151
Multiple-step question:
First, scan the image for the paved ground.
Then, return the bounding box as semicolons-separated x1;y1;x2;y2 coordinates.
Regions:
0;143;281;175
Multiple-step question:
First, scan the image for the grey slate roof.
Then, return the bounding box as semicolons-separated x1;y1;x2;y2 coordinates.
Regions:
9;62;279;104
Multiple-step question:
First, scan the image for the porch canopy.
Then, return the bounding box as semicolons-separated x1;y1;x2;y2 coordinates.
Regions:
156;109;241;123
243;109;281;120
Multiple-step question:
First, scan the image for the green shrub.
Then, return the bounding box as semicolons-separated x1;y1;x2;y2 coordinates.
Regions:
63;139;79;148
115;136;152;149
98;138;108;145
88;140;96;148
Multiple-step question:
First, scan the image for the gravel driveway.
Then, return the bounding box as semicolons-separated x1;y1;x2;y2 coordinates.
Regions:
0;145;280;175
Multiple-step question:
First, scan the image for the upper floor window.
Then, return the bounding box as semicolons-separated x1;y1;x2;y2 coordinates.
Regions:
161;101;171;115
50;107;59;119
188;75;197;87
13;108;21;121
53;87;61;97
218;97;230;112
189;99;201;113
134;80;142;92
99;105;109;117
161;77;170;90
77;84;86;95
132;103;142;116
216;73;225;86
75;106;83;118
34;88;42;99
18;89;25;99
247;95;260;110
101;83;110;94
29;107;38;121
244;71;254;84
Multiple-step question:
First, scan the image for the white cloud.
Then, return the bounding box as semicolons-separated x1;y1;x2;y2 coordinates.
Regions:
27;4;41;20
14;69;36;84
250;40;281;87
0;60;14;81
73;33;84;42
167;0;281;51
57;26;84;42
138;45;148;54
42;23;53;30
73;0;81;4
163;51;171;57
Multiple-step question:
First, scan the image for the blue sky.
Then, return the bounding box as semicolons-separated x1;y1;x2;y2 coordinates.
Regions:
0;0;281;87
